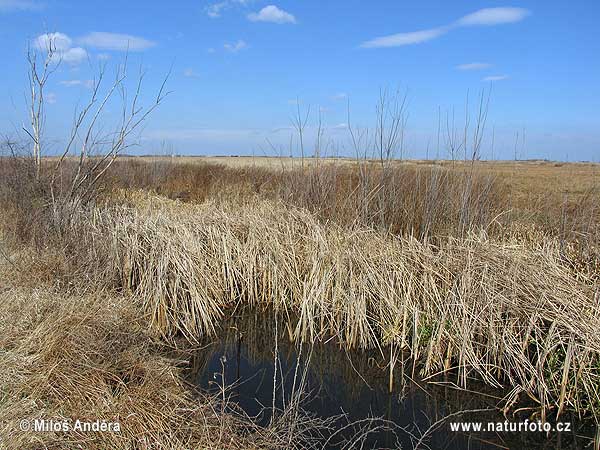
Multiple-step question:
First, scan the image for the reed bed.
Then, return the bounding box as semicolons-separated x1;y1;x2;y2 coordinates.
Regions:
100;159;600;247
59;190;600;420
103;159;506;239
0;255;338;449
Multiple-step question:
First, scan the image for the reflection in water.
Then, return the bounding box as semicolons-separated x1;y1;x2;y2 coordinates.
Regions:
188;310;595;449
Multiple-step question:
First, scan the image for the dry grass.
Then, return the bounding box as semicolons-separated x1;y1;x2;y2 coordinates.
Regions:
100;158;507;239
100;158;600;246
2;154;600;444
0;247;340;449
50;190;600;420
126;156;600;200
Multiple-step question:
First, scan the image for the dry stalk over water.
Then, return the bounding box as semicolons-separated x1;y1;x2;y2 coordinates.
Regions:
63;190;600;420
0;249;338;449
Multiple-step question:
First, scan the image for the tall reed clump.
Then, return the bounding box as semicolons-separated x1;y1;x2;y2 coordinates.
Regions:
0;235;338;450
99;159;600;280
62;191;600;420
101;159;508;240
274;162;506;238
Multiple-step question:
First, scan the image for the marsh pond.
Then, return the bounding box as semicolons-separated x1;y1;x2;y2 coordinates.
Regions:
188;310;595;449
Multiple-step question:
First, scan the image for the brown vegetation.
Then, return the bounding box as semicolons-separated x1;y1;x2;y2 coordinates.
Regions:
2;155;600;447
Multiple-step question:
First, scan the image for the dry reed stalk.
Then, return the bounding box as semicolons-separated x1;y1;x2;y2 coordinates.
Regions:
0;254;336;449
59;191;600;419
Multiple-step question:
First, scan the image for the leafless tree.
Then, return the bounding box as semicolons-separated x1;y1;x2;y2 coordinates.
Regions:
374;87;408;168
469;87;491;164
314;107;325;160
22;33;170;221
24;37;61;180
291;98;310;170
445;107;463;165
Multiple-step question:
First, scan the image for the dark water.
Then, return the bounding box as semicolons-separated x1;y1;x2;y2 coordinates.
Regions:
189;310;596;449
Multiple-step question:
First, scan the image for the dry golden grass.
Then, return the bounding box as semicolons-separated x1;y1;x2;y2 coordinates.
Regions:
128;156;600;199
54;190;600;421
0;248;334;449
2;154;600;444
101;157;600;248
120;155;356;169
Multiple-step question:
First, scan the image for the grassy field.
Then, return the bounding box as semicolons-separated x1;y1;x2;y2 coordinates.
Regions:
1;155;600;448
130;155;600;193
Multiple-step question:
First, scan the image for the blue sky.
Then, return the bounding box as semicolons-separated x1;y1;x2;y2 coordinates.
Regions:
1;0;599;160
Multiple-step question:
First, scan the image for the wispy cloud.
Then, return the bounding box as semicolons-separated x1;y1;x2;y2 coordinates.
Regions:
271;126;294;133
330;123;348;131
207;1;228;18
33;31;154;64
206;0;250;18
46;92;57;104
248;5;296;24
361;7;530;48
34;32;70;51
183;68;200;78
0;0;43;12
60;79;94;88
331;93;348;100
457;7;530;26
58;48;87;63
483;74;509;81
361;27;448;48
456;62;492;71
33;32;88;65
224;40;248;52
77;32;156;51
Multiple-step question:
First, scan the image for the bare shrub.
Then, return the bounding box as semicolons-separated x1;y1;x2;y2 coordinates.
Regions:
0;33;169;253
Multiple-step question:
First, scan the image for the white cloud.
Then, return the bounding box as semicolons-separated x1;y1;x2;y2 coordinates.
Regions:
207;1;227;18
46;92;57;104
248;5;296;24
456;62;492;71
34;32;72;51
97;53;111;60
60;79;94;88
0;0;43;12
360;7;530;48
361;27;447;48
60;47;88;64
483;75;509;81
331;93;347;100
224;40;248;52
33;33;88;65
206;0;250;18
77;32;156;51
457;7;530;26
330;123;348;130
183;68;200;78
